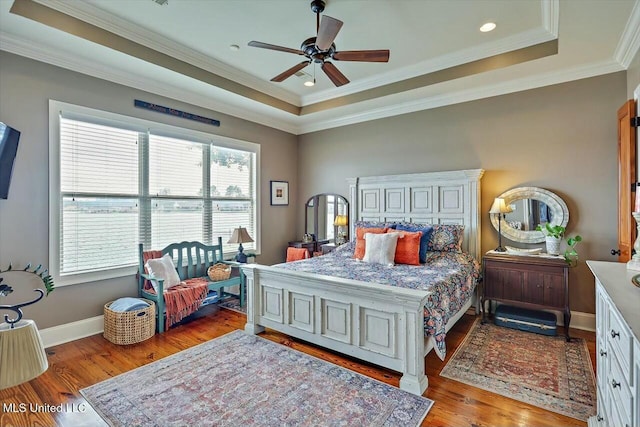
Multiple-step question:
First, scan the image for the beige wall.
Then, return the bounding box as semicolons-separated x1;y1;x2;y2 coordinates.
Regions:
0;47;631;328
0;52;298;329
297;72;628;314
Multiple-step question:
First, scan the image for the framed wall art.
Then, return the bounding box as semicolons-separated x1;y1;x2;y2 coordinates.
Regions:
270;180;289;206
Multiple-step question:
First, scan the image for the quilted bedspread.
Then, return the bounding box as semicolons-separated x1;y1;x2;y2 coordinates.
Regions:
274;240;480;359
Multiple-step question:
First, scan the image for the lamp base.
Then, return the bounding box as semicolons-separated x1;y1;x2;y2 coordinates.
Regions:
235;252;248;263
235;243;248;263
494;246;507;252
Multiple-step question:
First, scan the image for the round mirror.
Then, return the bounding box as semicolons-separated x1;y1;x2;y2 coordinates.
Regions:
305;194;349;243
490;187;569;243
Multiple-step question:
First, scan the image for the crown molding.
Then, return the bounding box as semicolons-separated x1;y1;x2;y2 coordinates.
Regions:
32;0;301;107
296;59;624;134
34;0;561;110
0;31;299;135
1;28;623;136
614;0;640;68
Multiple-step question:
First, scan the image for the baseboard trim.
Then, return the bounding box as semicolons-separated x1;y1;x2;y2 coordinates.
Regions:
39;315;104;348
561;310;595;332
37;308;595;349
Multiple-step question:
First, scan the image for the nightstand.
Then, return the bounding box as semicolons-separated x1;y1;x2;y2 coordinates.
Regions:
288;239;329;258
321;243;337;255
482;251;570;341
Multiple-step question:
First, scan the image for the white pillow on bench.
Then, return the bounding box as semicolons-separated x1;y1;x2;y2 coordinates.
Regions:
145;254;181;293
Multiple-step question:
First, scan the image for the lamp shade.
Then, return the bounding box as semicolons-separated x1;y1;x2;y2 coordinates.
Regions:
489;197;512;214
333;215;348;227
227;227;254;244
0;319;48;390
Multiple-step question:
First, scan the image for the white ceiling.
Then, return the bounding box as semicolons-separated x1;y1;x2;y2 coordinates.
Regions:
1;0;639;134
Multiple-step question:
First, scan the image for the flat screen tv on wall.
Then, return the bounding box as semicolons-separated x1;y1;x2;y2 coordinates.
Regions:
0;122;21;199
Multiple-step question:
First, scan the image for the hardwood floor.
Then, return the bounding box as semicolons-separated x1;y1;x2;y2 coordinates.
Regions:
0;306;595;427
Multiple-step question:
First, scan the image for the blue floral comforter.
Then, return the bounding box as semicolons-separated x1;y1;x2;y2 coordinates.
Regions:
274;241;480;359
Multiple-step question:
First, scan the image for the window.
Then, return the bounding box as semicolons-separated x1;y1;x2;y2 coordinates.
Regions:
49;101;259;286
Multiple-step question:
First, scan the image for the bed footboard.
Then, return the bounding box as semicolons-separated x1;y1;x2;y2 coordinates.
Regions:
241;264;431;395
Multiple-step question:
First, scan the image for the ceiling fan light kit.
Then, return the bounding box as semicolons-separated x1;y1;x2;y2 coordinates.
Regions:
247;0;390;87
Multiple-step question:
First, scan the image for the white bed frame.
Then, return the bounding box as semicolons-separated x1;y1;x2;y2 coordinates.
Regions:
241;169;484;395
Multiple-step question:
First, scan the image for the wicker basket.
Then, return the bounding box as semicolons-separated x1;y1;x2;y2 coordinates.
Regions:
208;263;231;281
103;299;155;345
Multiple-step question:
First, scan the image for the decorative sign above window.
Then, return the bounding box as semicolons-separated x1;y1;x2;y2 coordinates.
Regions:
134;100;220;127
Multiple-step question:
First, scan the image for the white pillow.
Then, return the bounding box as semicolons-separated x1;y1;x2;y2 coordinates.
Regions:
362;232;400;266
145;253;181;292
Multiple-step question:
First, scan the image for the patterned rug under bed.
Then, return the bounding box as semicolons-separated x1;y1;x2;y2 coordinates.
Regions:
440;319;596;421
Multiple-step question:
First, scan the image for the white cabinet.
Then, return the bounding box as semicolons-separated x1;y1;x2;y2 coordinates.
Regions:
588;261;640;427
635;339;640;427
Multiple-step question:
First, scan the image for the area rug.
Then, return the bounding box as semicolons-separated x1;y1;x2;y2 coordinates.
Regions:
440;319;596;421
218;295;246;314
81;330;433;426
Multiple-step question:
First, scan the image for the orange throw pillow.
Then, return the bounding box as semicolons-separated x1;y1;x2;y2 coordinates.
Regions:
354;227;387;260
389;230;422;265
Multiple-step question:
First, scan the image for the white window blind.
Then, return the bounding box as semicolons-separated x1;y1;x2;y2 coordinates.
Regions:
53;102;259;285
211;147;255;253
59;118;140;274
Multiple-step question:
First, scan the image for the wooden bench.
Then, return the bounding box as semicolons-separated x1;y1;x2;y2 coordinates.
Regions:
137;238;244;333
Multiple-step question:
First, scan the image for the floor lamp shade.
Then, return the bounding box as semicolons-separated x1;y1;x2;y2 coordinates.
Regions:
0;319;48;390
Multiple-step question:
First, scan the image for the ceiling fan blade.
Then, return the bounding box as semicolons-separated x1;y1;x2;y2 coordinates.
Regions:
316;15;343;51
321;62;349;87
271;61;311;82
248;41;304;56
333;50;390;62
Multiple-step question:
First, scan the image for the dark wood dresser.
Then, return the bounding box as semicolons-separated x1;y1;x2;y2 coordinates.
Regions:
288;239;329;257
482;251;570;340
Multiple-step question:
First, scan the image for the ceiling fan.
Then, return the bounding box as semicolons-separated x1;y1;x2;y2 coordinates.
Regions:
247;0;390;87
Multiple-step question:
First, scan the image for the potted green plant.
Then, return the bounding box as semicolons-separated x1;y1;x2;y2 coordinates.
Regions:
535;224;583;266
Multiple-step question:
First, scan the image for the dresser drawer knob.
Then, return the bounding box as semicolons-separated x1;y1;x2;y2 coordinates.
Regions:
599;349;607;357
610;330;620;339
611;379;621;388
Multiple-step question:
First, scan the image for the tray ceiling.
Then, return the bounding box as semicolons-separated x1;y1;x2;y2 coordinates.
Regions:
1;0;638;134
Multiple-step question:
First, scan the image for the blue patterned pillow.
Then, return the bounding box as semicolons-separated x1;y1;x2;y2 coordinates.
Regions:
354;220;397;229
395;223;434;263
427;224;465;252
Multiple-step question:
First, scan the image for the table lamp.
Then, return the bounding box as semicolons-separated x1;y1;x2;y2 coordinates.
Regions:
489;197;512;252
333;215;348;245
228;227;254;263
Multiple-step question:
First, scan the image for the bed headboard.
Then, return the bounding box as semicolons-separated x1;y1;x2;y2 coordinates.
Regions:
347;169;484;261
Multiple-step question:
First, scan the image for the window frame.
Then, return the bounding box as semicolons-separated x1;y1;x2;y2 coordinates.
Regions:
49;100;261;287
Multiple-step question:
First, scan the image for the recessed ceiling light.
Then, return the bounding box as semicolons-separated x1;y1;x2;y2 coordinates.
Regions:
304;79;315;87
229;44;240;51
480;22;496;32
